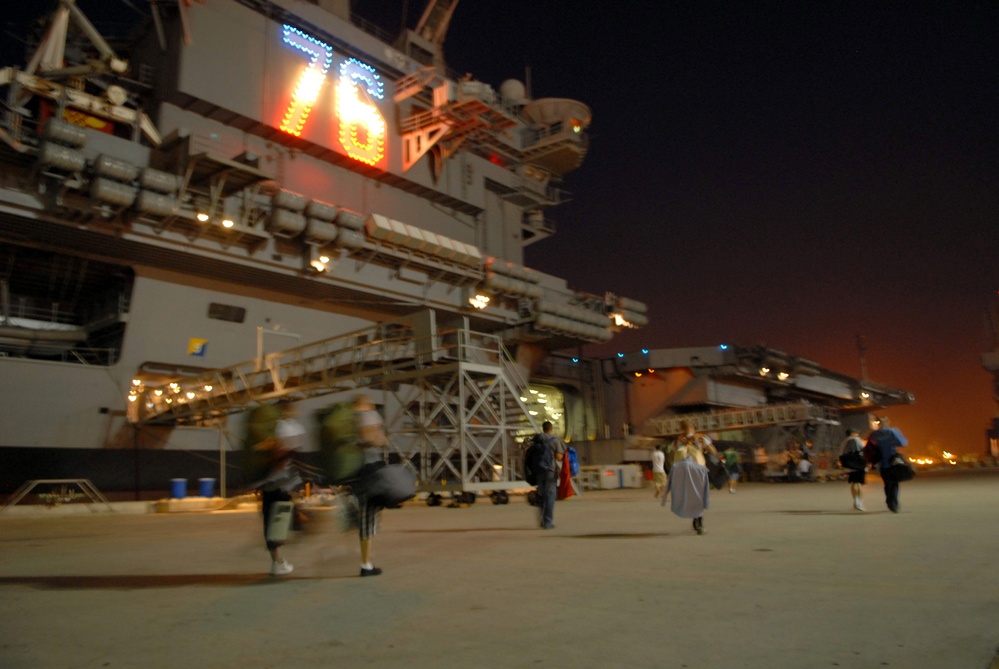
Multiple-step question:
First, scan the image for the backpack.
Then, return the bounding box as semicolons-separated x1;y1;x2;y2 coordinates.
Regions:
566;446;579;477
523;433;549;486
318;401;364;484
241;403;282;485
839;450;866;471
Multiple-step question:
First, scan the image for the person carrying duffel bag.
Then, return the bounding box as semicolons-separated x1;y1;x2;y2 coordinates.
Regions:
346;394;416;577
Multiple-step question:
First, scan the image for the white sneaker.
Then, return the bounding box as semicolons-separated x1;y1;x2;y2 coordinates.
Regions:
854;501;865;512
271;559;294;576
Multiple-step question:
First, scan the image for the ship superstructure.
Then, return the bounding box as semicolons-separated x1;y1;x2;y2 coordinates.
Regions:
0;2;915;501
0;0;646;496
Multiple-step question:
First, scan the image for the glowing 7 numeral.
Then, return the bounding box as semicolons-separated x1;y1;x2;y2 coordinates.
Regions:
280;25;333;137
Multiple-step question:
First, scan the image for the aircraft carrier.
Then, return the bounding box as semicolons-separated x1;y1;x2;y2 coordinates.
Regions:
0;1;913;502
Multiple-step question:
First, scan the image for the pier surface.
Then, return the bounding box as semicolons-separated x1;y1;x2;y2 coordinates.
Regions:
2;473;998;668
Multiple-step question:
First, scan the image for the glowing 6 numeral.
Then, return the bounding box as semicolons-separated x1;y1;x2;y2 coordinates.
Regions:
336;58;386;166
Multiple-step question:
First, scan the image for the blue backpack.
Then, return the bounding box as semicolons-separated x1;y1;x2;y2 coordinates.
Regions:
566;446;579;476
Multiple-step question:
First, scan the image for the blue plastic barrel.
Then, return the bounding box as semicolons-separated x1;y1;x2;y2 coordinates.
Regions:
169;478;187;499
197;477;216;497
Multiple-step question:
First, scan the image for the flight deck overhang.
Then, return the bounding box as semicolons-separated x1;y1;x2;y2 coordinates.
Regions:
614;344;914;433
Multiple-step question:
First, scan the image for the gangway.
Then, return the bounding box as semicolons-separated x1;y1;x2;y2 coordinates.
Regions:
641;402;840;438
642;402;844;474
133;313;539;496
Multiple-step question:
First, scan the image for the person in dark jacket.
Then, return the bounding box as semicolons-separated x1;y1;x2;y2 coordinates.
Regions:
866;416;908;513
536;421;564;530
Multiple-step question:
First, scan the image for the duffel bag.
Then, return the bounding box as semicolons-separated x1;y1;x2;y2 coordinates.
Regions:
360;463;417;508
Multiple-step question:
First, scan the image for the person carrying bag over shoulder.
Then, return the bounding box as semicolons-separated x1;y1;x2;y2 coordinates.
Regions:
865;416;910;513
839;428;867;511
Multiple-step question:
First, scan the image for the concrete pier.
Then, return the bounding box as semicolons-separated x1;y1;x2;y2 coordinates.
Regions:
1;473;997;668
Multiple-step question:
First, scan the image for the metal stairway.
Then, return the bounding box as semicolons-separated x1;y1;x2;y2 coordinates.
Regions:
133;312;539;493
381;339;538;493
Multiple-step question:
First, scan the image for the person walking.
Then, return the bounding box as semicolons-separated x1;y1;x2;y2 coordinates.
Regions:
663;421;712;534
662;451;711;534
257;401;304;576
353;394;388;575
721;445;741;493
866;416;908;513
536;420;565;529
651;443;667;499
839;428;867;511
276;401;311;531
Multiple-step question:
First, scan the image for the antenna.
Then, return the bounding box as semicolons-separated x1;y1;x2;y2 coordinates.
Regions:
855;334;868;381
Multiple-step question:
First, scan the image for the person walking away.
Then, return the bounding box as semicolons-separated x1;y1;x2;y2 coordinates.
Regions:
664;420;713;534
536;421;564;529
866;416;908;513
651;443;667;499
662;452;711;534
839;428;867;511
354;394;389;575
722;445;741;493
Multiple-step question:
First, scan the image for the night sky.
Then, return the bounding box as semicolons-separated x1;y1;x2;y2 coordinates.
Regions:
432;1;999;457
5;2;998;456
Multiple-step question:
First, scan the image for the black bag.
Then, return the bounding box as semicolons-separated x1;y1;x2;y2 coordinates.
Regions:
839;450;866;471
888;454;916;482
706;454;728;490
358;462;417;507
523;434;548;486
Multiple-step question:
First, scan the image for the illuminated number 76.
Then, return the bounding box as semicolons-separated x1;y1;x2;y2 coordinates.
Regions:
280;25;333;137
